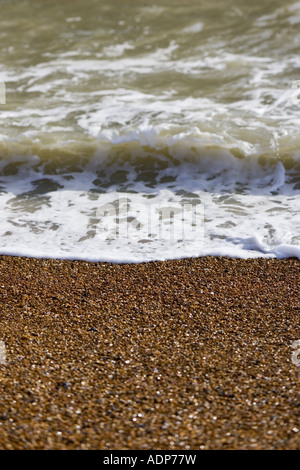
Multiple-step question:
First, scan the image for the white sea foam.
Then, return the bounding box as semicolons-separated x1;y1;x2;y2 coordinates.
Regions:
0;151;298;262
183;22;204;34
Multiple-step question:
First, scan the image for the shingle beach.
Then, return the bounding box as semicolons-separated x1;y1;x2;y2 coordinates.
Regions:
0;255;299;450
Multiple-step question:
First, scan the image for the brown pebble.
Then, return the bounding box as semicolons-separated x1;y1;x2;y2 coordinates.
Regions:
0;255;299;450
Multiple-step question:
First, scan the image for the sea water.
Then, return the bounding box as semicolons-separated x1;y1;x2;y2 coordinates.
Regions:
0;0;300;262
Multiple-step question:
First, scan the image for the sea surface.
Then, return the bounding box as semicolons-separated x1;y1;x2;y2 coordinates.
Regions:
1;0;300;262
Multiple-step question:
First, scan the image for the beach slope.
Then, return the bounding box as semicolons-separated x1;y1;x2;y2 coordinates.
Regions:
0;255;299;449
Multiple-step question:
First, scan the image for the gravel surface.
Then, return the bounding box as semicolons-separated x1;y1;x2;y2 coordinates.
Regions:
0;255;299;450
